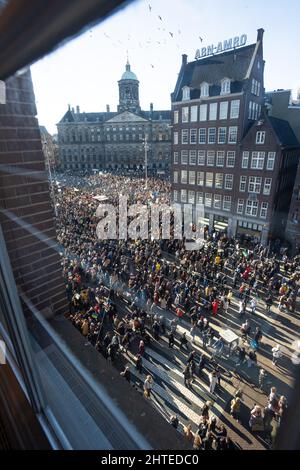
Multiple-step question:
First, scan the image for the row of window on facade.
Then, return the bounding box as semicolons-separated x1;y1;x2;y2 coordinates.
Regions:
173;190;268;218
173;150;276;170
174;170;272;195
174;100;240;124
181;78;261;101
174;128;267;146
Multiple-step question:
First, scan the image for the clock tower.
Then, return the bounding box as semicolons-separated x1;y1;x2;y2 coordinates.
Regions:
117;59;140;113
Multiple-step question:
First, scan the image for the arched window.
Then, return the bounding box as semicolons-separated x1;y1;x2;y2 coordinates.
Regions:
182;86;190;101
221;78;231;95
200;82;209;97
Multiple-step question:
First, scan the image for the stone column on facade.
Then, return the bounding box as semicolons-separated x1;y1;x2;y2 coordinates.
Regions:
209;212;214;233
228;216;237;238
260;223;269;246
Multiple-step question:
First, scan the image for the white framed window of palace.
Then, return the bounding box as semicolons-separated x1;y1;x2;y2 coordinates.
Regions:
245;199;258;217
196;192;204;204
181;189;187;203
173;171;178;183
189;171;196;185
206;172;214;188
182;86;190;101
225;174;233;190
220;78;231;95
181;170;188;183
174;131;178;145
205;193;212;207
208;128;216;144
181;129;189;144
182;106;189;123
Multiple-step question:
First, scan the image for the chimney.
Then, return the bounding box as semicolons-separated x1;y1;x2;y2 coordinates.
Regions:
68;103;71;111
71;107;75;113
257;28;264;41
182;54;188;66
150;103;153;112
76;105;80;113
106;104;110;113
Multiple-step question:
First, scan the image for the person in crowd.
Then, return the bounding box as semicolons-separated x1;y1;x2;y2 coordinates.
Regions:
143;375;153;398
169;415;179;429
272;344;283;366
230;397;241;421
120;365;131;383
209;370;218;395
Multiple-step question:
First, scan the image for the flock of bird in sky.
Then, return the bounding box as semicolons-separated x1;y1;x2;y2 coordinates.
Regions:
88;2;205;69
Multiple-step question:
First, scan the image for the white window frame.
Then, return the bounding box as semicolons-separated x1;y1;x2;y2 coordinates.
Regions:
205;193;212;207
209;103;217;121
220;78;230;95
173;171;178;183
181;189;187;203
260;202;268;219
188;190;195;204
219;101;228;120
248;176;262;194
200;82;209;97
218;127;227;144
215;173;223;189
174;131;178;145
173;190;178;202
207;151;215;166
226;151;235;168
181;150;188;165
199;128;206;144
246;199;258;217
174;110;179;124
182;86;190;101
230;99;240;119
189;150;197;165
198;150;205;166
189;171;196;185
240;176;247;192
190;105;198;122
251;151;265;170
223;195;231;211
256;131;265;144
237;199;244;214
225;174;233;190
196;192;203;204
214;194;222;209
173;152;179;164
208;127;216;144
263;178;272;196
206;172;214;188
266;152;276;170
199;104;208;121
228;126;238;144
216;151;225;167
190;129;197;144
181;170;188;184
181;129;189;144
242;151;249;169
197;171;204;186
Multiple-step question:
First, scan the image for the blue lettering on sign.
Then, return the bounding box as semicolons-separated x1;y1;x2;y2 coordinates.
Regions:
195;34;247;60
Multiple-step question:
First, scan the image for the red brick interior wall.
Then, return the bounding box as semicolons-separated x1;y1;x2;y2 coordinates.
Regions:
0;69;67;317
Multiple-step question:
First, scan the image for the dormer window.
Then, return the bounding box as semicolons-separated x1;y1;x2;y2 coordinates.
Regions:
182;86;190;101
220;78;231;95
200;82;209;98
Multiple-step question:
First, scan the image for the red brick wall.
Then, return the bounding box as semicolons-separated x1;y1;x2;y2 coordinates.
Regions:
0;69;68;317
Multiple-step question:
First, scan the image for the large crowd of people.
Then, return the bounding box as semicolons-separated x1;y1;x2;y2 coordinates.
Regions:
53;171;299;450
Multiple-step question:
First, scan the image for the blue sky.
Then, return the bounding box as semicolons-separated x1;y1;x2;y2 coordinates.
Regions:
31;0;300;134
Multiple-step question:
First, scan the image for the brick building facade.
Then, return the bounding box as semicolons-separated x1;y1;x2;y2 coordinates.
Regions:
265;90;300;251
0;68;68;318
171;29;300;245
57;61;171;172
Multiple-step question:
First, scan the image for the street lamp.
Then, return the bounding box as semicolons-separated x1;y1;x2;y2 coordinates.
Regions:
44;140;57;216
142;135;150;189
